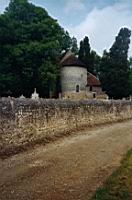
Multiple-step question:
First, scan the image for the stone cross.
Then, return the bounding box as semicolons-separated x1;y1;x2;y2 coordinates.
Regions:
31;88;39;100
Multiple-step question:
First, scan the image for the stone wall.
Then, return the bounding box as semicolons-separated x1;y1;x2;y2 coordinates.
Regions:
0;98;132;157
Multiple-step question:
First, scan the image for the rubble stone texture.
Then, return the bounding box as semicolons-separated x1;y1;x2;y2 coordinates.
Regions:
0;98;132;157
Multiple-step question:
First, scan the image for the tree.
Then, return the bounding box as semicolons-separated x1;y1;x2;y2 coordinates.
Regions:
60;31;72;52
0;0;72;97
78;36;100;75
100;28;131;99
90;50;101;76
71;37;78;55
99;50;111;94
128;57;132;95
78;36;91;71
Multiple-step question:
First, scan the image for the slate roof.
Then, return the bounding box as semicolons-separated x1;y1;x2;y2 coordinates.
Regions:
87;73;101;86
60;51;86;68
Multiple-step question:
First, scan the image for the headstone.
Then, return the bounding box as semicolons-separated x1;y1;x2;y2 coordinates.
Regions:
31;88;39;100
19;95;25;99
59;93;62;99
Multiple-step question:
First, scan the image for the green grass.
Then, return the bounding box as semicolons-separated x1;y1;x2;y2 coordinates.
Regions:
92;149;132;200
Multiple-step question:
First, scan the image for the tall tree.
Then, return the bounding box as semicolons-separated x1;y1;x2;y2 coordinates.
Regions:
78;36;99;74
128;57;132;95
99;50;110;94
0;0;72;97
78;40;84;60
90;50;101;76
100;28;131;99
71;37;78;55
79;36;91;71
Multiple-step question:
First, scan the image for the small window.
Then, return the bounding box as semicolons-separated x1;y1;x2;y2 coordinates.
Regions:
76;85;80;93
90;86;92;91
93;93;96;99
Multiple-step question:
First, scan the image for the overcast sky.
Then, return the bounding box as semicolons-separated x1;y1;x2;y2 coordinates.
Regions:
0;0;132;56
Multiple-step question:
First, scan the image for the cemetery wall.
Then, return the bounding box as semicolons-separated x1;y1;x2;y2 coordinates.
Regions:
0;98;132;157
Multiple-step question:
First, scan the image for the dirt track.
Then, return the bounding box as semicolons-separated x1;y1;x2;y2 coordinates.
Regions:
0;120;132;200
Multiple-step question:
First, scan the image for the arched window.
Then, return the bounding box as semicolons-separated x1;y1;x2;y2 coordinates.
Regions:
90;86;92;91
93;93;96;99
76;85;80;93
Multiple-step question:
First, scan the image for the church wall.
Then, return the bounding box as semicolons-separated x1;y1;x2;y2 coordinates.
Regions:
61;66;87;98
92;86;102;94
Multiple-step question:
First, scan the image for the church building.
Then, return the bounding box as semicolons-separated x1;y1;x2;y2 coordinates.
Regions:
60;52;105;99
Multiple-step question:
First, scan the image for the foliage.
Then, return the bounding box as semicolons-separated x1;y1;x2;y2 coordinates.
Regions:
90;50;101;76
0;1;131;99
0;0;73;97
128;57;132;95
100;28;131;99
78;36;91;71
92;149;132;200
71;37;78;55
78;36;100;75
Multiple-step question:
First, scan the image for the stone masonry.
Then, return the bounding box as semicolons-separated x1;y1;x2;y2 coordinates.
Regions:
0;98;132;157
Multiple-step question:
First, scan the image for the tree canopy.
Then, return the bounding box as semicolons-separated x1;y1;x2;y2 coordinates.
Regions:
71;37;78;55
100;28;131;99
0;0;73;97
78;36;91;71
78;36;100;75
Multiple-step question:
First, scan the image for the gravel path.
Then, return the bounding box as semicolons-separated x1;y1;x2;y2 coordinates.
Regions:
0;120;132;200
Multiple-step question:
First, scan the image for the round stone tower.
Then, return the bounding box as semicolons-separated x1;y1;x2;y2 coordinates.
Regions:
60;52;87;99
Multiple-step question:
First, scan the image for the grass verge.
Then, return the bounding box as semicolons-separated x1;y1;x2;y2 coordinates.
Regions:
92;149;132;200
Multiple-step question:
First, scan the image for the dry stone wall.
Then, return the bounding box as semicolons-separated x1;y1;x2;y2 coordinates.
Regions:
0;98;132;157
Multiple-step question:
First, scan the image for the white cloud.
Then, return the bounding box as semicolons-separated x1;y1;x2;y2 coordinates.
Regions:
66;2;132;56
64;0;85;14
